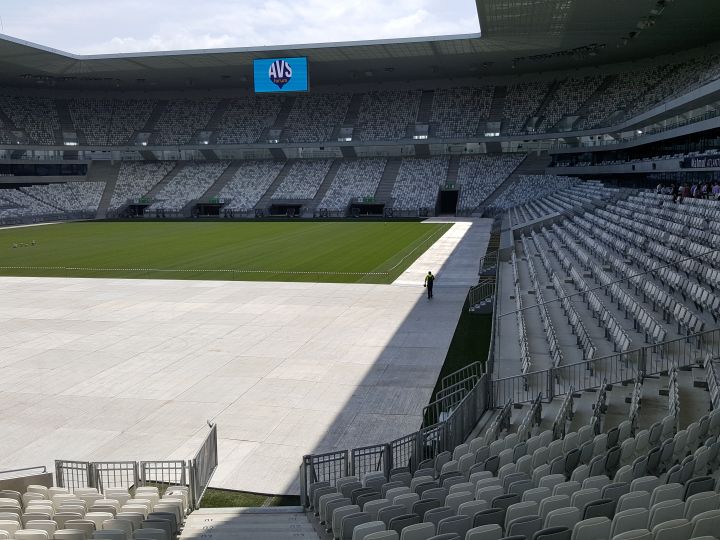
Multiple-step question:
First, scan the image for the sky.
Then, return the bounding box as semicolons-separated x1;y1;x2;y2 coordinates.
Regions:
0;0;480;55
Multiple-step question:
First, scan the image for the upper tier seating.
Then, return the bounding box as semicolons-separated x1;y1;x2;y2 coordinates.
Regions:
583;66;670;128
152;99;219;145
3;53;720;146
503;82;550;135
357;91;421;141
430;87;494;139
539;76;604;133
213;97;282;144
68;98;154;145
0;95;60;145
283;94;351;143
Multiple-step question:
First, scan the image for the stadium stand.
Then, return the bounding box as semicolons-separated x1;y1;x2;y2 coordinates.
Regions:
218;160;286;211
213;96;282;144
0;484;189;540
318;158;387;211
430;87;494;138
491;175;577;211
456;154;525;213
0;95;60;145
283;93;352;143
68;98;155;145
391;157;449;211
0;181;105;222
108;162;176;211
1;49;720;147
271;159;333;199
357;91;421;141
538;76;604;133
20;182;105;214
503;82;550;135
152;99;219;145
147;162;229;212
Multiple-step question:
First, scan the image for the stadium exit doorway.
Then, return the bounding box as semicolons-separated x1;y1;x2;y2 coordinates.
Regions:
438;188;458;215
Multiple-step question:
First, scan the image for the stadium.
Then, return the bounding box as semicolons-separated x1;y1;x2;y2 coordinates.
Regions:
1;0;720;538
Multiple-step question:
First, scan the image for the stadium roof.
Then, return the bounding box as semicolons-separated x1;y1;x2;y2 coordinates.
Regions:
0;0;718;90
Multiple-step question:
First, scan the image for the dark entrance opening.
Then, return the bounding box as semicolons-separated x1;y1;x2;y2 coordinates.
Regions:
438;189;458;215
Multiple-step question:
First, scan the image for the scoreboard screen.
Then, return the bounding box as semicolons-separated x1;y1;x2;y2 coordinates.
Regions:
253;57;309;93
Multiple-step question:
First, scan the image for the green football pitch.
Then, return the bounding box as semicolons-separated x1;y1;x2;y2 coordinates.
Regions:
0;221;452;283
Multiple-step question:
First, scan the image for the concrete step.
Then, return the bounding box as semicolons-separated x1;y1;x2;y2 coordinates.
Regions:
89;161;122;219
181;508;319;540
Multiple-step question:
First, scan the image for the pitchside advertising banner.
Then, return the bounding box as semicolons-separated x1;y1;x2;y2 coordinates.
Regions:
253;57;309;93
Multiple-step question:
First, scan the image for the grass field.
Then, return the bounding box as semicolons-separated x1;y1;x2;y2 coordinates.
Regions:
0;221;451;283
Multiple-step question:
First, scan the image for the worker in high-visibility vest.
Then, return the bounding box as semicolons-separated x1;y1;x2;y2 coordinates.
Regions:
424;271;435;299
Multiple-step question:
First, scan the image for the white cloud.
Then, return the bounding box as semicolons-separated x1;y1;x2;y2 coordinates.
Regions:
0;0;479;54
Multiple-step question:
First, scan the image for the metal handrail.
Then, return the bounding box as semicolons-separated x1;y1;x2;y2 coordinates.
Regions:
0;466;47;478
492;326;720;407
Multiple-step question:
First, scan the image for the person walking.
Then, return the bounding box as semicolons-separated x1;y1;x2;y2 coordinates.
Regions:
424;271;435;299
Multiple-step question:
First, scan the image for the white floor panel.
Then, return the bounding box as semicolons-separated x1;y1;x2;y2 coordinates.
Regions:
0;219;490;494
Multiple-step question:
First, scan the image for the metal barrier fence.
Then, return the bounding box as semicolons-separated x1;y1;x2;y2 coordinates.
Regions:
468;279;496;309
55;423;217;510
300;373;490;506
140;460;187;487
190;423;218;510
492;327;720;406
422;388;468;427
439;361;483;395
54;461;93;490
93;461;138;491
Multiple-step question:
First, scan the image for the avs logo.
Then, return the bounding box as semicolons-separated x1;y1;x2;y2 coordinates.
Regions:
268;59;293;89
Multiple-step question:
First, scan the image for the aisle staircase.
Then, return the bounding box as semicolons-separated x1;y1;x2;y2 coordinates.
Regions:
90;162;122;218
254;160;295;211
199;161;242;200
373;157;402;206
180;507;319;540
309;159;342;213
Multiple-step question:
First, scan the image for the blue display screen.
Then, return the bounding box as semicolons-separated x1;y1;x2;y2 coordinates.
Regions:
253;57;309;93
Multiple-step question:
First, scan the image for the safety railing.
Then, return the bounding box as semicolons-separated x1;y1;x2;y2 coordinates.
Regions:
93;461;139;491
590;379;608;434
468;278;496;310
300;373;490;506
54;423;217;510
517;393;542;440
439;361;484;394
54;460;93;490
190;423;218;511
422;388;467;427
706;355;720;409
140;461;188;487
0;466;47;479
492;326;720;406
